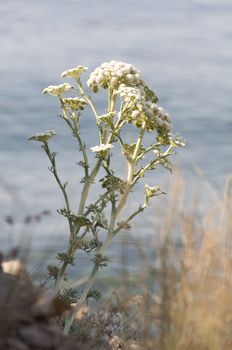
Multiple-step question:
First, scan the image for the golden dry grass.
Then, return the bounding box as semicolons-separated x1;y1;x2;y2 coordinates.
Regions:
130;174;232;350
70;173;232;349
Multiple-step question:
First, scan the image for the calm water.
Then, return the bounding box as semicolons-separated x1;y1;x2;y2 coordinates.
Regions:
0;1;232;256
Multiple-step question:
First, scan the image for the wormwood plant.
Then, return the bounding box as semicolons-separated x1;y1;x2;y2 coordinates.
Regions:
29;60;185;334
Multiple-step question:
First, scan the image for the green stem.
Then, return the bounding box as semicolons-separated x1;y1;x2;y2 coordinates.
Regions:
62;111;89;179
55;83;116;294
63;201;145;335
54;94;101;293
132;145;173;185
54;159;101;293
76;80;99;121
77;159;101;217
71;113;89;178
115;122;146;218
109;191;116;234
63;218;115;335
43;143;75;293
64;123;118;335
112;204;146;236
136;144;156;161
43;143;71;222
76;79;104;143
83;189;111;217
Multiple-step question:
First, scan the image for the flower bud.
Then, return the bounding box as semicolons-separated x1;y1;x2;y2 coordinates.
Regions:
111;77;118;86
92;85;99;93
156;118;163;127
126;74;134;83
163;121;171;131
146;109;153;118
104;70;110;77
132;110;140;118
116;70;123;78
164;113;171;122
134;73;140;81
122;66;131;74
158;107;165;117
96;74;104;84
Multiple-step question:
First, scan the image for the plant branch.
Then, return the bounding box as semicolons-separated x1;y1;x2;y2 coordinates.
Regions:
42;142;71;221
115;122;146;218
132;145;174;185
63;221;115;335
113;204;146;236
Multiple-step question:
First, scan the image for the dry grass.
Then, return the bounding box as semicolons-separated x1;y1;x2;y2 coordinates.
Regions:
75;173;232;349
159;178;232;350
130;174;232;350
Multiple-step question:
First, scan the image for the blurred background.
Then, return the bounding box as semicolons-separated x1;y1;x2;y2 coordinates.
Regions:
0;0;232;268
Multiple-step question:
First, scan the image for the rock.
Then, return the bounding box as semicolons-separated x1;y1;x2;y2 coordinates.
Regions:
0;257;91;350
2;259;26;277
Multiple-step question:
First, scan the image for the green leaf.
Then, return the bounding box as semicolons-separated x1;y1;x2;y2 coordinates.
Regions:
92;253;109;268
87;289;101;301
74;215;91;226
57;252;75;266
145;184;166;205
144;85;159;103
59;288;79;306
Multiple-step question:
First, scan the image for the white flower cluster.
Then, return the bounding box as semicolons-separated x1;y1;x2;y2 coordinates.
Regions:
63;97;86;111
42;83;72;96
28;130;56;143
86;59;172;135
90;143;114;153
117;84;144;103
61;65;88;80
87;60;143;92
118;85;172;133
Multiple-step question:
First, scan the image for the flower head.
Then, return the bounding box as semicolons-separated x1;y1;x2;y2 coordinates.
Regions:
42;83;72;96
28;130;56;143
61;65;88;80
87;61;143;92
63;97;86;111
90;144;114;153
168;134;187;148
117;84;144;103
97;111;116;123
118;84;172;135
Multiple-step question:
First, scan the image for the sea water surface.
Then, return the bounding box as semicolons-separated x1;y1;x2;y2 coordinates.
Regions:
0;0;232;274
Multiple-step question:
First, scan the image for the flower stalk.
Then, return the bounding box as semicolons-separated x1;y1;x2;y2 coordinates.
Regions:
115;121;146;219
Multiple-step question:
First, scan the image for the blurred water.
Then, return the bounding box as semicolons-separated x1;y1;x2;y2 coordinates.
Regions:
0;0;232;251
